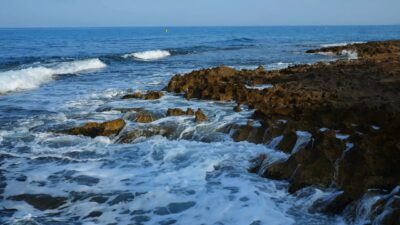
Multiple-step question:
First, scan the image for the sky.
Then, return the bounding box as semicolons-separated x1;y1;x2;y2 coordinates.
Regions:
0;0;400;27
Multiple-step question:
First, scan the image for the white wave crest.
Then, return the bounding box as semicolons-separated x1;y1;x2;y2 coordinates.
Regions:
321;42;365;48
0;58;106;94
340;50;358;60
122;50;171;60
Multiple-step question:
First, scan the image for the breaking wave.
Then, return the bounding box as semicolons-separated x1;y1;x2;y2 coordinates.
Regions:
122;50;171;60
321;42;365;48
0;58;106;94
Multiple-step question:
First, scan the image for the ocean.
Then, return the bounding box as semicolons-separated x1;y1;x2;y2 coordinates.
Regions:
1;26;400;225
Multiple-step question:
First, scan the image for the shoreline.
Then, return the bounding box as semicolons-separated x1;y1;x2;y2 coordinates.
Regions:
165;40;400;224
3;39;399;224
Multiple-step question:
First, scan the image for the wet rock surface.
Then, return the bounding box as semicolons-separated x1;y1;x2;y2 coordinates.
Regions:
67;119;126;138
166;108;195;117
194;109;208;122
122;91;164;100
117;126;172;143
166;40;400;221
8;194;67;211
126;110;164;123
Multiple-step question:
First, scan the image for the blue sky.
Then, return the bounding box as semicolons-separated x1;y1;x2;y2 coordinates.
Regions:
1;0;400;27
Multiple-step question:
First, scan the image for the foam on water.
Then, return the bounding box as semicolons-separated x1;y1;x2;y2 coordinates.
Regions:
0;58;106;94
267;62;292;70
0;88;345;225
245;84;274;90
122;50;171;60
321;42;365;48
340;50;358;60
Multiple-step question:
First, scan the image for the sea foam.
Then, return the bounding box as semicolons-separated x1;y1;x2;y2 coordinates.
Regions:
0;58;106;94
122;50;171;60
321;42;365;48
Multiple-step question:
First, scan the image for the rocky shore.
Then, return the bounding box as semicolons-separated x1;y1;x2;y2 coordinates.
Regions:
61;40;400;224
166;40;400;224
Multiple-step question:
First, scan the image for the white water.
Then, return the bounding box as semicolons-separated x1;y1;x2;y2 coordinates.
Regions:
321;42;365;48
245;84;274;90
122;50;171;60
340;50;358;60
0;58;106;94
0;89;344;225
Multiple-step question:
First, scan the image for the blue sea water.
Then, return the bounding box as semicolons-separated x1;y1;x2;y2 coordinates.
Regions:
0;26;399;225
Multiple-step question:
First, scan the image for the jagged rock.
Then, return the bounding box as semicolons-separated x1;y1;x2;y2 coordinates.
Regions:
194;109;208;122
164;40;400;217
8;194;67;211
276;130;297;153
186;108;195;115
167;108;185;116
229;122;266;144
125;110;164;123
143;91;164;100
248;154;267;174
166;108;195;117
122;91;164;100
264;130;346;193
117;126;173;143
121;92;143;99
67;119;126;138
113;108;144;113
234;104;241;112
310;191;353;215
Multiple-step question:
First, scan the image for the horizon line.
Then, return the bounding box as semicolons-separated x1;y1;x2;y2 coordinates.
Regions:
1;24;400;29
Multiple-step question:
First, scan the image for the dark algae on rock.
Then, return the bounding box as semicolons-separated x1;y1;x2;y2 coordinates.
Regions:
166;40;400;224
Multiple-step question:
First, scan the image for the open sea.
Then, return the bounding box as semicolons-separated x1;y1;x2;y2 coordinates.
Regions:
1;26;400;225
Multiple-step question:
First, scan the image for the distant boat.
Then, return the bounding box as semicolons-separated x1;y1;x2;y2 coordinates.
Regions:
165;28;169;33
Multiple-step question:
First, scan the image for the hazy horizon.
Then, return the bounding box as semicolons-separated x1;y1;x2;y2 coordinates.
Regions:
1;0;400;28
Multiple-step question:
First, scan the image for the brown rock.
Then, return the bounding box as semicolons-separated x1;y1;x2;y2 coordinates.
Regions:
186;108;195;115
195;109;208;122
113;108;144;113
143;91;164;100
67;119;126;138
117;127;165;143
276;130;297;153
167;108;186;116
164;40;400;217
234;104;241;112
117;125;176;143
263;130;346;193
121;92;143;99
248;154;267;174
166;108;195;117
121;91;164;100
134;112;155;123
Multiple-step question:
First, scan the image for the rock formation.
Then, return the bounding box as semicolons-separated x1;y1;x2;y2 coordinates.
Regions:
67;119;126;138
165;40;400;223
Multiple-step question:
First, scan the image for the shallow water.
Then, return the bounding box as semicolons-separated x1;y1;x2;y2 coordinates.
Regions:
1;26;400;225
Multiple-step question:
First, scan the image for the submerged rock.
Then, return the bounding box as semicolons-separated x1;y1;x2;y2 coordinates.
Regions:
67;119;126;138
117;126;173;143
8;194;67;211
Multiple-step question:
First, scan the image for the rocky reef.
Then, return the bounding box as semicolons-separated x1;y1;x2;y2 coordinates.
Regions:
121;90;164;100
67;119;126;138
166;40;400;224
